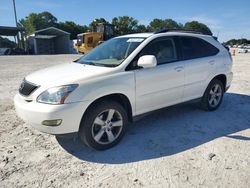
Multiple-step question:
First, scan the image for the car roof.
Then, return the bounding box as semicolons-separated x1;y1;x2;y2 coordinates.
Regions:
117;33;154;38
117;32;212;39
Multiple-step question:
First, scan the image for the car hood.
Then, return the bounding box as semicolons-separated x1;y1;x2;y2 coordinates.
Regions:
25;63;113;86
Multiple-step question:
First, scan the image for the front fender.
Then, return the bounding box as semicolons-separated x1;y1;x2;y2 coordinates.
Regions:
66;71;136;115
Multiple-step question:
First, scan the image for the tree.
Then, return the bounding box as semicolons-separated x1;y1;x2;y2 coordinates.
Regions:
19;11;214;40
112;16;138;35
226;38;250;45
19;11;88;39
134;25;148;33
57;21;88;39
148;19;182;31
184;21;212;35
226;39;237;45
148;19;165;31
238;38;249;45
19;11;58;34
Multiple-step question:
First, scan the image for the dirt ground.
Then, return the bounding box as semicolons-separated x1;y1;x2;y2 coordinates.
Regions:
0;54;249;188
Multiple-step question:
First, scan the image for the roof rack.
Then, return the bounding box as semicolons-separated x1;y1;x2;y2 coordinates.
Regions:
154;28;204;35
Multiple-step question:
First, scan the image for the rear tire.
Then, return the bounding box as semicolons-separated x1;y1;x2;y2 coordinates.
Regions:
201;79;224;111
79;100;128;150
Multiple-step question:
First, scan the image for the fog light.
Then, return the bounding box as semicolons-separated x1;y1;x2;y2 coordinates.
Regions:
42;119;62;126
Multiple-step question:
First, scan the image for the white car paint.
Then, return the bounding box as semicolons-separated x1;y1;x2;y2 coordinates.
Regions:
14;32;233;135
135;59;185;115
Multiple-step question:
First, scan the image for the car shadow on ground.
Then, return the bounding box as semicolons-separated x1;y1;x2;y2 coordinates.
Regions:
56;92;250;164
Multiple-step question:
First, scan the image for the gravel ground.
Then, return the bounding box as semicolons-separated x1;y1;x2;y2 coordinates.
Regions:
0;54;249;188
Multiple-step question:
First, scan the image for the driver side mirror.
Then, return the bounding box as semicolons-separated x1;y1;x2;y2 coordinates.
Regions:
138;55;157;68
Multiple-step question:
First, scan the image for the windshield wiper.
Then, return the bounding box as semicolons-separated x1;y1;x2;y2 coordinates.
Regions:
77;60;118;67
77;61;98;66
99;64;118;67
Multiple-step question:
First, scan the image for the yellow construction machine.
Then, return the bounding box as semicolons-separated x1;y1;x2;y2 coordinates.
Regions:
74;23;114;54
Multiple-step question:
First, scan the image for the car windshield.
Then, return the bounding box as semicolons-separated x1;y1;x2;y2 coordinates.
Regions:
76;37;145;67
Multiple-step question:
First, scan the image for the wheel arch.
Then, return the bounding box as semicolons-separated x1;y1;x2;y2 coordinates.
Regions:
202;74;227;97
81;93;133;128
213;74;227;90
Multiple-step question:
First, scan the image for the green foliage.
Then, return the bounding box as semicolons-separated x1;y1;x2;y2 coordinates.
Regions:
226;38;250;45
0;36;16;48
112;16;138;35
19;11;88;39
134;25;148;33
148;19;182;31
56;21;88;39
19;11;57;34
19;11;216;40
184;21;212;35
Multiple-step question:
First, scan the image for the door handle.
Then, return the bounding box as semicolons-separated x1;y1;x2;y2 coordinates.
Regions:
208;60;215;65
174;66;184;72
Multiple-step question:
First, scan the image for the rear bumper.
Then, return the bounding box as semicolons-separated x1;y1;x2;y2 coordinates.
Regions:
14;94;90;135
226;72;233;90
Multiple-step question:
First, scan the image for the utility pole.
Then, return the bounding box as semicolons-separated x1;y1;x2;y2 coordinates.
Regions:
12;0;20;47
13;0;18;26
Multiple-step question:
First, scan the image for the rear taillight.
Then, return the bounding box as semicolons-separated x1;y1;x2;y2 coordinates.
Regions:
221;43;232;61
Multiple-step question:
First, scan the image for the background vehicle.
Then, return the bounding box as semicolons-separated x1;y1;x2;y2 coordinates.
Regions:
0;48;9;55
14;30;233;150
0;47;27;55
74;23;114;54
238;47;248;53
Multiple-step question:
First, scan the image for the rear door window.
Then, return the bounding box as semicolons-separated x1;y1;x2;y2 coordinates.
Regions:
180;37;219;60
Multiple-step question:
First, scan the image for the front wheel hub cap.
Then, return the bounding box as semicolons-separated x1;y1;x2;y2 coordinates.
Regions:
91;109;123;144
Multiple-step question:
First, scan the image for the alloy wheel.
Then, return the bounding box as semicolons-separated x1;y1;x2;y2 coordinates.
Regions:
91;109;123;145
208;83;222;108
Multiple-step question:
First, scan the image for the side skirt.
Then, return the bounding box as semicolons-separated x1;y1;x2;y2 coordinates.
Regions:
132;98;202;122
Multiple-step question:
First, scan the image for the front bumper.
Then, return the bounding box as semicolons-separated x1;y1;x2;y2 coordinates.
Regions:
14;94;90;135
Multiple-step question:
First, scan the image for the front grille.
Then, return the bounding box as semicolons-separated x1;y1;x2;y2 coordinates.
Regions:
19;79;39;96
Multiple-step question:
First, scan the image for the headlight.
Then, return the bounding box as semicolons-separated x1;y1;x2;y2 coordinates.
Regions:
37;84;78;104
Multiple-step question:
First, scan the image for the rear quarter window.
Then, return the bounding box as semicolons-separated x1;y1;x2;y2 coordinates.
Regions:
180;37;219;60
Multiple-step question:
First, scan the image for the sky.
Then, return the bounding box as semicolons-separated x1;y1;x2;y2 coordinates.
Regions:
1;0;250;42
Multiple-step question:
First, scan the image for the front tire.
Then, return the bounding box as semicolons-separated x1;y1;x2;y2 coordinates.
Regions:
201;79;224;111
79;100;128;150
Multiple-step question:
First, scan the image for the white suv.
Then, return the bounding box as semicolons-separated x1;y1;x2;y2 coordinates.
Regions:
14;30;233;150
